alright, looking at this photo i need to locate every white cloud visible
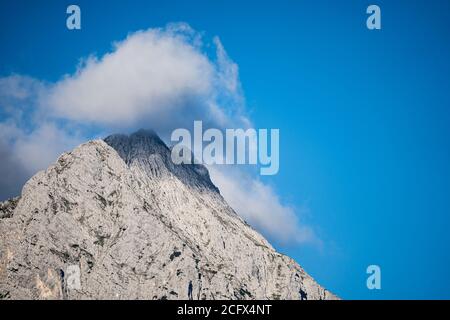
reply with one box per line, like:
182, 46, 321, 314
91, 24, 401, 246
13, 124, 82, 174
0, 119, 83, 173
0, 75, 83, 177
209, 166, 318, 245
0, 74, 44, 101
0, 138, 28, 200
0, 117, 83, 199
213, 36, 242, 105
0, 74, 47, 123
0, 23, 318, 246
43, 23, 245, 133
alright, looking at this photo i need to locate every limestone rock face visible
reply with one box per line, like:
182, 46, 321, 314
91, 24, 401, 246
0, 130, 337, 300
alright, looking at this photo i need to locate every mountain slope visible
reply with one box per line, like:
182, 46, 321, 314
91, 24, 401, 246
0, 130, 337, 300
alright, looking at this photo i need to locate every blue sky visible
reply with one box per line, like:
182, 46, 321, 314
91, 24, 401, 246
1, 0, 450, 299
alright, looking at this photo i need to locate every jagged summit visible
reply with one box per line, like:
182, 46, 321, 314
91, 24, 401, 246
105, 129, 166, 162
0, 132, 337, 300
104, 129, 218, 193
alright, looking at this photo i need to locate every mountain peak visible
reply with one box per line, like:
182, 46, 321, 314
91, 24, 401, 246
0, 134, 337, 300
104, 129, 219, 193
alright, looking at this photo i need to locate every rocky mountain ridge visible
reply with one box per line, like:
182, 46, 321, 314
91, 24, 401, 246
0, 130, 337, 300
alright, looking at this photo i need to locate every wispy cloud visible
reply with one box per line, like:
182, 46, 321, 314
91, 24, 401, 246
209, 166, 318, 245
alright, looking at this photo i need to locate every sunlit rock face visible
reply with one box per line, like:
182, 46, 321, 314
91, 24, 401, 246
0, 130, 337, 300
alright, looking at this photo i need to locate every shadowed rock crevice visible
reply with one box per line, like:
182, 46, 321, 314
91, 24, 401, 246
0, 197, 20, 219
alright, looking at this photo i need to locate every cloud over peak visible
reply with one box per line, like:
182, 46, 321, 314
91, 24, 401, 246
0, 23, 317, 246
44, 23, 246, 132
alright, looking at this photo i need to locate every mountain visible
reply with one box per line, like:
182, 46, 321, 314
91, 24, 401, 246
0, 129, 337, 300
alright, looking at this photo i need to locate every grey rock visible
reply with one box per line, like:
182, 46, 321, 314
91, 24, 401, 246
0, 197, 20, 219
0, 130, 337, 300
